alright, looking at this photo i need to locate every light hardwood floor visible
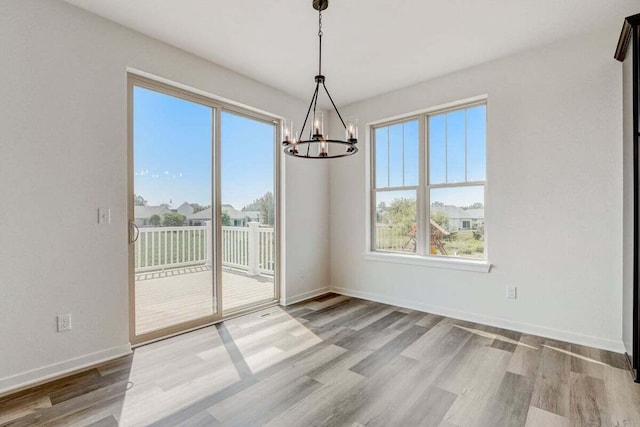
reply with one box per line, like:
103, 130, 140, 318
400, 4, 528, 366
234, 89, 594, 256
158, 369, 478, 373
1, 294, 639, 426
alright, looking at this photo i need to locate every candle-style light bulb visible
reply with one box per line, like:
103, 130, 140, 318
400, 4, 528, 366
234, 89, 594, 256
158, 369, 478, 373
346, 117, 358, 142
313, 111, 324, 139
320, 137, 327, 157
291, 130, 299, 154
282, 120, 291, 144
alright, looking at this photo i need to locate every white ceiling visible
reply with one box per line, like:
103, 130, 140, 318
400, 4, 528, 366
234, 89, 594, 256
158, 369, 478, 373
64, 0, 637, 106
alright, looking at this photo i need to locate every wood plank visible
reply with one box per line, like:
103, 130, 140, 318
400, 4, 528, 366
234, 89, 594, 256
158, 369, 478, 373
0, 395, 51, 425
603, 364, 640, 426
508, 334, 545, 378
531, 340, 572, 417
438, 345, 512, 427
476, 372, 534, 427
525, 406, 570, 427
569, 372, 611, 427
393, 385, 457, 427
350, 325, 427, 377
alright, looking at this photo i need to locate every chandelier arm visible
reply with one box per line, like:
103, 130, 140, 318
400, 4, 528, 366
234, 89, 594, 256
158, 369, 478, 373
322, 82, 347, 129
299, 83, 320, 139
311, 82, 321, 139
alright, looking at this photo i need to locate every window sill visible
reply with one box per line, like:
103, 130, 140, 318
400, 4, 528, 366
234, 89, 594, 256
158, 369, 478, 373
363, 251, 491, 273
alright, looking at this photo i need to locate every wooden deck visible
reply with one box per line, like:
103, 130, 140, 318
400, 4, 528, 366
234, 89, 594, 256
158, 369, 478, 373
135, 267, 275, 335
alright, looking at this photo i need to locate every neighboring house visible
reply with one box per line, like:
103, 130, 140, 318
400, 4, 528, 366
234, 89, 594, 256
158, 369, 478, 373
431, 206, 485, 231
187, 205, 261, 227
224, 204, 260, 226
375, 203, 483, 232
134, 205, 171, 227
187, 207, 212, 226
176, 202, 194, 217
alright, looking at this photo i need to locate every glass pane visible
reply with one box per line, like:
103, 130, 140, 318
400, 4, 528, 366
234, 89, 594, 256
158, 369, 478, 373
429, 114, 446, 184
404, 120, 419, 186
375, 127, 389, 188
467, 105, 486, 181
446, 110, 466, 183
221, 111, 276, 312
374, 190, 417, 253
429, 186, 485, 259
388, 124, 403, 187
133, 86, 214, 335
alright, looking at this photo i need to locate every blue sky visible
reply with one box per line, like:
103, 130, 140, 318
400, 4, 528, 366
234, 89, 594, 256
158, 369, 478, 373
133, 87, 274, 209
134, 86, 483, 210
375, 105, 486, 207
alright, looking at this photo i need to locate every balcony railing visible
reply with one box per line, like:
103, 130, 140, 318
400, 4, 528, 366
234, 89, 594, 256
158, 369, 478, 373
134, 222, 275, 276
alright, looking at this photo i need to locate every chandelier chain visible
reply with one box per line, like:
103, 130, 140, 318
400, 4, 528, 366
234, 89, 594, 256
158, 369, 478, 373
318, 7, 323, 76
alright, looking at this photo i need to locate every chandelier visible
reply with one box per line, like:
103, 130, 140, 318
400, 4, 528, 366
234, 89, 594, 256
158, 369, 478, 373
282, 0, 358, 159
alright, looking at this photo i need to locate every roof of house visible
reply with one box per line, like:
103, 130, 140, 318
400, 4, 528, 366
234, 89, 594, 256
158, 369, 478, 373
176, 202, 194, 213
431, 206, 484, 220
188, 207, 212, 220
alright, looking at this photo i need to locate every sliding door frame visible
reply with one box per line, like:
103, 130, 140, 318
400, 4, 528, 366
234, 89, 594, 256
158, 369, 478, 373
218, 106, 282, 316
127, 73, 281, 346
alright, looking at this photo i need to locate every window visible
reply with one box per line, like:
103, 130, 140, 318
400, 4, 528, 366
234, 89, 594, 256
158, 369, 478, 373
371, 101, 486, 260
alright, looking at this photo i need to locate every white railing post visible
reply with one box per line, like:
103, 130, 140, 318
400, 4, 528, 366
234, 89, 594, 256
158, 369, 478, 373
206, 220, 213, 268
247, 222, 260, 276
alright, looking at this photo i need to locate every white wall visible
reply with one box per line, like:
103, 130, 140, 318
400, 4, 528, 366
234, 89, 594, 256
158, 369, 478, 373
0, 0, 329, 393
622, 38, 635, 357
329, 26, 625, 351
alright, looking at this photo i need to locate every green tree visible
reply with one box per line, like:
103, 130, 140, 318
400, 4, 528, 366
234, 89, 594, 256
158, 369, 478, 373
430, 211, 450, 230
162, 212, 186, 227
134, 194, 147, 206
243, 192, 274, 225
221, 211, 232, 226
380, 197, 416, 234
149, 214, 161, 227
431, 201, 444, 207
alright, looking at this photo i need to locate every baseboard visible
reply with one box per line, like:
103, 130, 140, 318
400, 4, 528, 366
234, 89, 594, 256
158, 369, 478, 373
280, 287, 332, 306
330, 286, 626, 353
0, 344, 132, 397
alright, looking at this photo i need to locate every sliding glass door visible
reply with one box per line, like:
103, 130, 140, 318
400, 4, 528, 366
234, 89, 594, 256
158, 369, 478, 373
128, 75, 279, 344
129, 79, 219, 344
220, 111, 277, 312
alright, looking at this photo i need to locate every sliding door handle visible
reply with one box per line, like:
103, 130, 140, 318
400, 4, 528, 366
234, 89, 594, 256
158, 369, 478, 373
129, 222, 140, 244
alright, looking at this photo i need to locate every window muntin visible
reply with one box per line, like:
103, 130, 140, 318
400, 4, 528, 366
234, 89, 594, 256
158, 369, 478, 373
374, 120, 419, 189
372, 102, 486, 260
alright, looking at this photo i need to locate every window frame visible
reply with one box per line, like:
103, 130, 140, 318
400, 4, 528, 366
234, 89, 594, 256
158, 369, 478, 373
370, 115, 424, 254
367, 96, 489, 271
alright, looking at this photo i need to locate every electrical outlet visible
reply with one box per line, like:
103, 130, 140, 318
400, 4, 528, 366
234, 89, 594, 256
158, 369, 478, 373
57, 314, 72, 332
505, 286, 517, 300
98, 208, 111, 224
